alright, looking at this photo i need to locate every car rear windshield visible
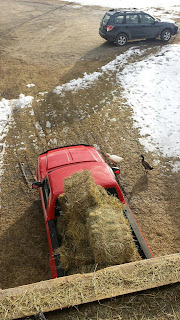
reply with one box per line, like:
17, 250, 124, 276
101, 13, 110, 26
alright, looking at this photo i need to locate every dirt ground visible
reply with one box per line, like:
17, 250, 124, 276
0, 0, 180, 319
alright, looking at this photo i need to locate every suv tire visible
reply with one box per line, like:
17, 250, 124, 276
115, 33, 128, 46
160, 29, 171, 42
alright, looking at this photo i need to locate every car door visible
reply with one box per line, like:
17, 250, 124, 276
124, 14, 142, 39
138, 13, 160, 38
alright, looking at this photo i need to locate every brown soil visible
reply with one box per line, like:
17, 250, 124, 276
0, 0, 180, 319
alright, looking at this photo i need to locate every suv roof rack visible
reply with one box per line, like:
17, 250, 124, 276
109, 8, 144, 14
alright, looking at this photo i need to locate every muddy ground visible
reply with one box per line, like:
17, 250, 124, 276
0, 0, 180, 319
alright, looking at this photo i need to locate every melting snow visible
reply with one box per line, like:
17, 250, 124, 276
0, 94, 33, 208
0, 94, 33, 177
118, 44, 180, 158
61, 0, 180, 11
54, 43, 180, 168
0, 94, 33, 137
54, 72, 102, 94
54, 48, 147, 94
26, 84, 35, 88
39, 91, 48, 96
46, 121, 51, 128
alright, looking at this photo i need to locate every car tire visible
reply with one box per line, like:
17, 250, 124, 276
115, 33, 128, 46
160, 29, 171, 42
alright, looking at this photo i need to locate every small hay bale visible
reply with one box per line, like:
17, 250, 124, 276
58, 241, 94, 273
88, 207, 140, 266
62, 170, 106, 217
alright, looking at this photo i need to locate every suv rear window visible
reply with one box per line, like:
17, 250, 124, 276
102, 14, 110, 26
114, 15, 124, 24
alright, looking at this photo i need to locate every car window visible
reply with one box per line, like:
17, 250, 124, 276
106, 187, 119, 198
125, 14, 139, 24
42, 177, 50, 208
102, 13, 110, 26
139, 14, 155, 24
55, 199, 63, 217
114, 15, 124, 24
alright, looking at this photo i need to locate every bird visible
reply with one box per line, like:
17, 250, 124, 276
141, 155, 154, 174
106, 153, 124, 165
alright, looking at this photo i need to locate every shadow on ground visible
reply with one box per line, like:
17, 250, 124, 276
128, 175, 148, 201
0, 200, 51, 289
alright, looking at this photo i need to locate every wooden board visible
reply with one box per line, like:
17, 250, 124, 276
0, 253, 180, 320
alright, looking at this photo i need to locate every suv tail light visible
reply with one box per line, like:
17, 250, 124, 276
107, 25, 114, 32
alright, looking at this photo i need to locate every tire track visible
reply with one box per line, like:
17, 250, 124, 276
0, 1, 72, 36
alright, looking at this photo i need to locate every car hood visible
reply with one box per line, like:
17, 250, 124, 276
158, 20, 177, 25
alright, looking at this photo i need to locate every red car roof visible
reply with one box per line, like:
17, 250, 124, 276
48, 161, 117, 199
46, 145, 103, 172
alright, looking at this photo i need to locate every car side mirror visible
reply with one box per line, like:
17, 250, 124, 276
32, 181, 42, 189
112, 167, 120, 174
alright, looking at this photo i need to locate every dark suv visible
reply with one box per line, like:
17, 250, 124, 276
99, 9, 178, 46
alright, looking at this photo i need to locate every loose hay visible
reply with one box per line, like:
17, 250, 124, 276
56, 170, 140, 273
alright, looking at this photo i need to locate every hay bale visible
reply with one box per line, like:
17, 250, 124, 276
58, 240, 94, 273
57, 241, 76, 272
56, 170, 140, 273
88, 207, 140, 266
61, 170, 107, 218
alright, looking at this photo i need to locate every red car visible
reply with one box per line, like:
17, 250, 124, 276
32, 145, 153, 278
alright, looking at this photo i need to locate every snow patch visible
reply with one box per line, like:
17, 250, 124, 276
54, 48, 147, 95
60, 0, 180, 11
118, 44, 180, 159
0, 94, 33, 138
13, 94, 33, 109
39, 92, 48, 96
54, 72, 102, 94
0, 94, 34, 207
46, 121, 51, 128
26, 84, 35, 88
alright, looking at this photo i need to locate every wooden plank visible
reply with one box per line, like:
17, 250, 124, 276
0, 253, 180, 320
